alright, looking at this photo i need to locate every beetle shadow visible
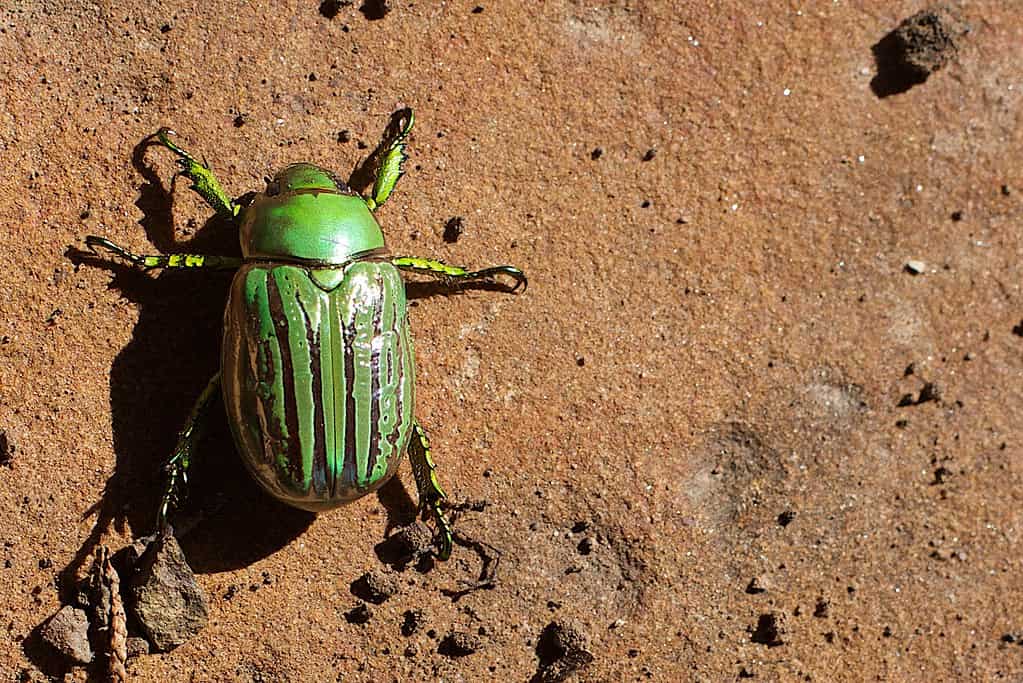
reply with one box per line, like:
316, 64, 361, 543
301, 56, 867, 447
63, 134, 314, 584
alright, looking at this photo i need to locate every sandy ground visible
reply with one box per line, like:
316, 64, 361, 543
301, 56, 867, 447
2, 1, 1023, 680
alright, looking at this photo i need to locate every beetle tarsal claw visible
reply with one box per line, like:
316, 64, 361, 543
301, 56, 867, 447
155, 127, 177, 144
471, 266, 528, 292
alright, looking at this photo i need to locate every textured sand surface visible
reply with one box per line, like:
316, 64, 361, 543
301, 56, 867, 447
2, 1, 1022, 680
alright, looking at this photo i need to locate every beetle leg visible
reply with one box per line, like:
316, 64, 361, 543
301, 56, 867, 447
154, 128, 240, 219
407, 419, 453, 561
365, 108, 414, 212
392, 256, 527, 292
158, 373, 221, 528
85, 236, 242, 271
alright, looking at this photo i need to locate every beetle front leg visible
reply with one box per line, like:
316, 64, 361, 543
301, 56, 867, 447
392, 256, 527, 292
155, 128, 240, 219
85, 236, 241, 271
407, 420, 453, 561
365, 108, 414, 212
159, 373, 221, 527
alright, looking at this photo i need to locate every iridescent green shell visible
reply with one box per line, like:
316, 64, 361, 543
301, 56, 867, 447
222, 260, 415, 510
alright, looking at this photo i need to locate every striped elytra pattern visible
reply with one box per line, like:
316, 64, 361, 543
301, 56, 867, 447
222, 259, 415, 510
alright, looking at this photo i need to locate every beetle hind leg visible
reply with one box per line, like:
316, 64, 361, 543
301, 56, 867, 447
407, 420, 453, 561
159, 373, 222, 528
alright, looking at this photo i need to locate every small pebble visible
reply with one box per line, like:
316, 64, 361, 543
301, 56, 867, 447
0, 430, 15, 467
128, 531, 209, 652
905, 260, 926, 274
889, 7, 969, 79
352, 570, 400, 604
391, 523, 434, 561
535, 619, 594, 682
750, 612, 786, 647
345, 602, 373, 624
918, 381, 943, 403
443, 216, 465, 243
440, 630, 483, 657
401, 609, 425, 636
40, 605, 92, 665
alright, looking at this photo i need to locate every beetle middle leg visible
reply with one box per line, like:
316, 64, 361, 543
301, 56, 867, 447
153, 127, 240, 219
84, 236, 241, 271
392, 256, 527, 292
407, 419, 453, 561
159, 373, 221, 527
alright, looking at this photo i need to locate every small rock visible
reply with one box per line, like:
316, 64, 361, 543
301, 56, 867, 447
319, 0, 351, 19
534, 619, 594, 683
576, 536, 595, 555
777, 510, 796, 527
745, 576, 769, 594
890, 7, 968, 79
1012, 320, 1023, 337
905, 260, 926, 275
345, 602, 373, 625
351, 570, 400, 604
391, 523, 434, 561
439, 630, 483, 657
918, 381, 943, 403
0, 429, 13, 467
871, 6, 970, 96
359, 0, 391, 20
931, 466, 952, 485
128, 531, 208, 652
443, 216, 465, 243
401, 609, 424, 636
40, 605, 92, 665
813, 598, 830, 618
750, 612, 786, 647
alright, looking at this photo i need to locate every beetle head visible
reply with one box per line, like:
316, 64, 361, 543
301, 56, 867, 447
263, 163, 352, 197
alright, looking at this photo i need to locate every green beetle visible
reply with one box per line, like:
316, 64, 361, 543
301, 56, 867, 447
85, 110, 525, 560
